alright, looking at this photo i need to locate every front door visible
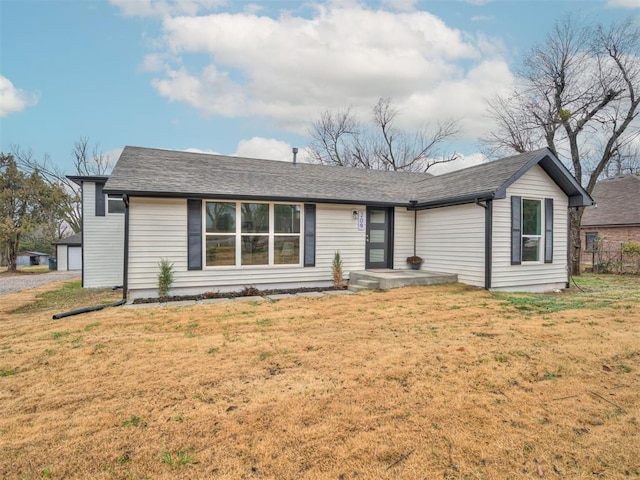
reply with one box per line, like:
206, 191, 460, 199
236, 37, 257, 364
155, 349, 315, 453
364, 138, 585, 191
366, 207, 393, 269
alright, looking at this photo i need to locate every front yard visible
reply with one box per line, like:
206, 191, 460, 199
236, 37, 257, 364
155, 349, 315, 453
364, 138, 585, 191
0, 276, 638, 479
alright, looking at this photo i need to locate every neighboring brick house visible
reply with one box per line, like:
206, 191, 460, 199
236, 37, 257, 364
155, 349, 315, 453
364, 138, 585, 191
581, 174, 640, 269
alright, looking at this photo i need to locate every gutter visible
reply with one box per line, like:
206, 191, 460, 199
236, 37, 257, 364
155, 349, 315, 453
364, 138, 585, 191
52, 196, 130, 320
409, 192, 495, 210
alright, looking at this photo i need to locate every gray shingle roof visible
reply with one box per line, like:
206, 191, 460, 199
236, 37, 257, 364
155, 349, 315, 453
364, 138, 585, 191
105, 146, 428, 205
414, 150, 542, 205
581, 175, 640, 226
103, 146, 592, 208
53, 233, 81, 245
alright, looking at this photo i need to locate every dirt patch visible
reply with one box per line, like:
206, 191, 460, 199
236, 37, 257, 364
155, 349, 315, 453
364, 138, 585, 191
0, 276, 639, 479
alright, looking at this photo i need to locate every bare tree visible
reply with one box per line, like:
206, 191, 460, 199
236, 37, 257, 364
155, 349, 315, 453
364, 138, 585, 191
308, 97, 459, 172
12, 137, 114, 234
483, 15, 640, 275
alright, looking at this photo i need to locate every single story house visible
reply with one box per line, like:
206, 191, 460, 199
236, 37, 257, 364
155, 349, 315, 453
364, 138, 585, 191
70, 146, 593, 300
581, 174, 640, 252
16, 251, 50, 267
53, 233, 82, 271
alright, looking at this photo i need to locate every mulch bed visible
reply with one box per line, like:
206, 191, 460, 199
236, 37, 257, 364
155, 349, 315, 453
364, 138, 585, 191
132, 285, 347, 304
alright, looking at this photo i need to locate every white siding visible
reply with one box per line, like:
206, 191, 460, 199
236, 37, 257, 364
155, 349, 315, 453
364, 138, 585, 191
56, 245, 68, 271
491, 165, 568, 291
83, 182, 124, 287
415, 203, 485, 287
393, 207, 415, 269
127, 199, 366, 299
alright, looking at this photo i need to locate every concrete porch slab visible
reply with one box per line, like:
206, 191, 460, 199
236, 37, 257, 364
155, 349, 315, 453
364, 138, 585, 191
349, 269, 457, 290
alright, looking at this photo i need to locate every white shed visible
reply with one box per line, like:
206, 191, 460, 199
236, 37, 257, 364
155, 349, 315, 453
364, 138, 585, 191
54, 234, 82, 271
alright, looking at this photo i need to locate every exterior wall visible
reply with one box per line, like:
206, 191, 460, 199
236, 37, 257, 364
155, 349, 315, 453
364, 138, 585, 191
580, 225, 640, 250
57, 245, 68, 271
127, 198, 366, 299
491, 165, 568, 291
580, 225, 640, 273
393, 207, 415, 270
415, 203, 485, 287
83, 181, 125, 287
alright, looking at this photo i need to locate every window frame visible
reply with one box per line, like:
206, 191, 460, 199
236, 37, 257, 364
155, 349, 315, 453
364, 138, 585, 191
585, 231, 599, 252
203, 201, 303, 268
521, 197, 543, 263
106, 194, 125, 215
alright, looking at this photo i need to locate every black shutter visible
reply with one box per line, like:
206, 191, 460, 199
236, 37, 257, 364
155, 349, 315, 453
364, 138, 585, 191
304, 204, 316, 267
95, 182, 105, 217
544, 198, 554, 263
511, 196, 521, 265
187, 199, 202, 270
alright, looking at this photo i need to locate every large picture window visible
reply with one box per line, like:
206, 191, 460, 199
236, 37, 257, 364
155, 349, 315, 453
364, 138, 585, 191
205, 202, 236, 266
241, 203, 269, 265
522, 199, 542, 262
274, 204, 300, 264
204, 201, 301, 267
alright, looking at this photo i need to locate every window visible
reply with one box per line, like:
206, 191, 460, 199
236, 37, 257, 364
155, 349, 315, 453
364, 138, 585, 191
107, 195, 125, 214
241, 203, 269, 265
274, 204, 300, 265
205, 202, 236, 266
585, 232, 599, 252
204, 202, 301, 267
521, 199, 542, 262
511, 196, 553, 265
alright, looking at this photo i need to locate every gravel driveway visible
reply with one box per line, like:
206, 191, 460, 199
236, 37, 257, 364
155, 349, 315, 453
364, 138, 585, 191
0, 271, 80, 296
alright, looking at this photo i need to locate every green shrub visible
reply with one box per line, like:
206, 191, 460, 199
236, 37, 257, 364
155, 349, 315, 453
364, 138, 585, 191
332, 251, 344, 289
157, 259, 174, 298
622, 241, 640, 258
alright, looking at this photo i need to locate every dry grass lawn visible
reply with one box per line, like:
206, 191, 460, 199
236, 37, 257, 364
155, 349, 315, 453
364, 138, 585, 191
1, 276, 639, 479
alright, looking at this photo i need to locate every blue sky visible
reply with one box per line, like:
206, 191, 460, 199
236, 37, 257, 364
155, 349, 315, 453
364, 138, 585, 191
1, 0, 638, 174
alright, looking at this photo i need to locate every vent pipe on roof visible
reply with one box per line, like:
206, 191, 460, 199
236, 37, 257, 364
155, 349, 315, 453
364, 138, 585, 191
292, 147, 298, 166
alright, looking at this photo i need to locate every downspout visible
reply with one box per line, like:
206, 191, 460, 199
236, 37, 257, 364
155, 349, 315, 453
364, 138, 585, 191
475, 199, 492, 290
566, 208, 572, 288
485, 200, 492, 290
52, 194, 129, 320
413, 210, 417, 256
410, 200, 418, 257
122, 194, 129, 301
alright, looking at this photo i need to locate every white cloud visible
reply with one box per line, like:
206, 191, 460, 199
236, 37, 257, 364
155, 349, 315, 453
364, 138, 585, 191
184, 147, 220, 154
0, 75, 39, 117
118, 2, 514, 139
109, 0, 225, 18
428, 152, 488, 175
381, 0, 417, 11
606, 0, 640, 8
233, 137, 298, 161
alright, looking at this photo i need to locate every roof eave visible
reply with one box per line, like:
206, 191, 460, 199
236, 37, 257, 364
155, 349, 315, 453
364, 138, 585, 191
67, 175, 110, 186
495, 148, 594, 207
102, 188, 408, 207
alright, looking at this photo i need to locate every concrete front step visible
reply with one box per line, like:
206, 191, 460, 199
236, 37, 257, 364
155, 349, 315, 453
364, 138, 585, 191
349, 269, 458, 291
347, 278, 381, 292
347, 284, 370, 293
